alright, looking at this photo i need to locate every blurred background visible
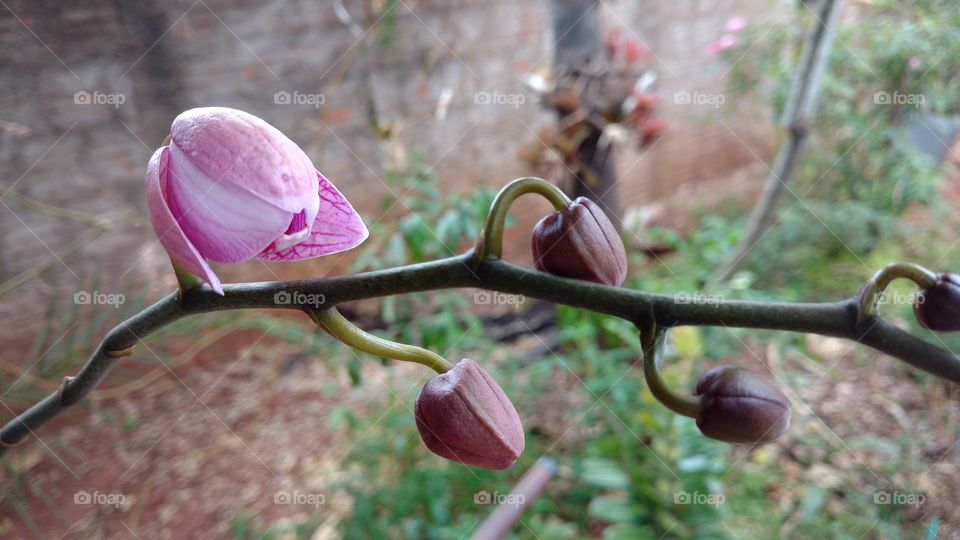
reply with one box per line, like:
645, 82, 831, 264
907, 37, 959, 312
1, 0, 959, 538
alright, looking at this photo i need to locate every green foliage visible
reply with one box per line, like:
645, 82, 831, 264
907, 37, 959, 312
328, 290, 732, 538
558, 311, 731, 539
352, 155, 496, 270
345, 157, 495, 366
229, 511, 321, 540
725, 2, 953, 216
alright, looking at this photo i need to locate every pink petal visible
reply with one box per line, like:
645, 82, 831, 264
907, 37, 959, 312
144, 147, 224, 294
725, 17, 747, 33
166, 142, 293, 264
258, 171, 368, 261
170, 107, 317, 213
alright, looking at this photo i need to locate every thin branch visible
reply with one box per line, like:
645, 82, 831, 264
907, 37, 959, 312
2, 251, 958, 453
713, 0, 843, 283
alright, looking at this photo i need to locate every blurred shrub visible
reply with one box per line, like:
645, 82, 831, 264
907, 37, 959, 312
726, 1, 956, 217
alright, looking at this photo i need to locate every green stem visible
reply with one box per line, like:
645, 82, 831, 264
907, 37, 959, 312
172, 259, 204, 297
307, 307, 452, 373
475, 177, 572, 262
639, 320, 702, 418
858, 262, 938, 320
4, 254, 960, 453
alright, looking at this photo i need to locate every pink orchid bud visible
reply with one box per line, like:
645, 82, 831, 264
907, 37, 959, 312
532, 197, 628, 286
145, 107, 368, 294
415, 359, 525, 470
694, 366, 791, 444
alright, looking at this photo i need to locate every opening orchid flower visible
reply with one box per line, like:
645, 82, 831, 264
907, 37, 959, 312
145, 107, 368, 294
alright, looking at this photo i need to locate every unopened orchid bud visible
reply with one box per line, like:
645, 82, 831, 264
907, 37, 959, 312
531, 197, 627, 286
914, 273, 960, 332
694, 366, 791, 444
414, 359, 524, 470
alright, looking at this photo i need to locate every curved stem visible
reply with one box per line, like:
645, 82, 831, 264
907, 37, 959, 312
858, 262, 938, 320
2, 255, 959, 453
475, 177, 571, 262
638, 320, 701, 418
307, 307, 452, 373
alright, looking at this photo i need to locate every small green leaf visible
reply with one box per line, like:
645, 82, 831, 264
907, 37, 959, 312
581, 458, 630, 490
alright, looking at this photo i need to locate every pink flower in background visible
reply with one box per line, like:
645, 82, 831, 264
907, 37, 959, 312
705, 33, 737, 55
145, 107, 368, 294
725, 17, 747, 33
706, 17, 746, 56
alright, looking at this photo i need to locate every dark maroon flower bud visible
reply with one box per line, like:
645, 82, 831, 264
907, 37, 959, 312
414, 359, 524, 470
694, 366, 791, 444
531, 197, 627, 286
914, 273, 960, 332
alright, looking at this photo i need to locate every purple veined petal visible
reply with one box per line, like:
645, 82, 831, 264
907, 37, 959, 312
258, 171, 369, 262
166, 142, 294, 264
144, 147, 224, 295
170, 107, 317, 213
270, 182, 321, 251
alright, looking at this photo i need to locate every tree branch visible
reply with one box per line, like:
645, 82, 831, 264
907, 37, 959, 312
3, 250, 958, 454
713, 0, 843, 283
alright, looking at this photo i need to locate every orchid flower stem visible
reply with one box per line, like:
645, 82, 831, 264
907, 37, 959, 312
858, 263, 938, 321
306, 307, 452, 374
639, 320, 702, 418
4, 255, 960, 453
171, 259, 204, 299
475, 177, 572, 262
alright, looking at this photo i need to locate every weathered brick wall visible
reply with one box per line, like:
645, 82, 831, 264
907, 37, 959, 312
0, 0, 778, 350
